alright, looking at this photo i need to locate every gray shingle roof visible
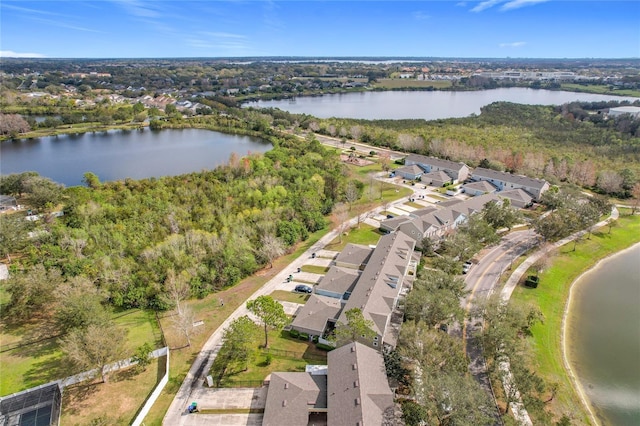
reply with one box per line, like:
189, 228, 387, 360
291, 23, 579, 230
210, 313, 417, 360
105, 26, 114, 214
327, 342, 394, 426
291, 294, 342, 335
405, 153, 468, 172
395, 164, 424, 176
498, 188, 534, 203
263, 372, 327, 426
316, 266, 360, 295
334, 244, 374, 269
462, 180, 498, 193
472, 167, 548, 190
339, 231, 416, 336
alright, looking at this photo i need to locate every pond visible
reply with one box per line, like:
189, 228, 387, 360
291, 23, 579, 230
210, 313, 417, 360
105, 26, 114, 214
1, 128, 272, 186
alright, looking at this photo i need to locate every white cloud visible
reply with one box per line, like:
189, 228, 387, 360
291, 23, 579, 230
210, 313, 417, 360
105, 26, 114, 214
456, 2, 468, 7
201, 32, 247, 39
187, 31, 250, 51
0, 50, 46, 58
29, 17, 104, 33
501, 0, 550, 11
499, 41, 527, 48
470, 0, 504, 13
413, 11, 430, 20
112, 0, 159, 18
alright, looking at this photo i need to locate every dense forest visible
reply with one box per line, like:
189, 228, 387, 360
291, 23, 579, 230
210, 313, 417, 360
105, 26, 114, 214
1, 133, 351, 313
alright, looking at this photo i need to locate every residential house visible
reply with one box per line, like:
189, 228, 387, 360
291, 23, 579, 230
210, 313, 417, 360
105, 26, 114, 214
334, 244, 373, 270
497, 188, 534, 209
394, 164, 423, 180
327, 342, 395, 426
461, 180, 498, 196
470, 167, 549, 201
262, 342, 393, 426
290, 232, 417, 349
379, 194, 501, 247
404, 153, 470, 184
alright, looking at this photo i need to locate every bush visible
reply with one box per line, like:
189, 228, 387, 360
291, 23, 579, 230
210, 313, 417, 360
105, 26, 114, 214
369, 150, 376, 156
316, 343, 335, 351
401, 400, 427, 426
299, 332, 310, 341
289, 329, 300, 338
264, 353, 273, 366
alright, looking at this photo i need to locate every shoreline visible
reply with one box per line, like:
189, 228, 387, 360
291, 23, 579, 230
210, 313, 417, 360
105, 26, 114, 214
561, 241, 640, 426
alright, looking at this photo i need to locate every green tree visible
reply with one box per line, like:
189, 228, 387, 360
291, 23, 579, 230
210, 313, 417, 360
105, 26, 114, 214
54, 277, 110, 332
3, 264, 62, 321
332, 308, 376, 346
481, 199, 522, 231
246, 296, 288, 348
82, 172, 101, 189
131, 342, 153, 372
62, 322, 127, 383
404, 270, 468, 327
0, 213, 31, 261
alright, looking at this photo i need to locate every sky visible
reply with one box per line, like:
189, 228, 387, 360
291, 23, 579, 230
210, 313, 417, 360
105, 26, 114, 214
1, 1, 639, 59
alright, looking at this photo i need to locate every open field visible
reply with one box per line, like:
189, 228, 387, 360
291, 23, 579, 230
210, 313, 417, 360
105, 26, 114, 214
373, 79, 452, 89
510, 214, 640, 425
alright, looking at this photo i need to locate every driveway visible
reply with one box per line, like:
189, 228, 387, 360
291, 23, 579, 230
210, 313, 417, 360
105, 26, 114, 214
182, 387, 267, 426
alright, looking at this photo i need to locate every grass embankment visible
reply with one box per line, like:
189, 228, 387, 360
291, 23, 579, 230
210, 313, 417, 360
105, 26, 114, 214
0, 309, 160, 396
560, 83, 640, 98
510, 213, 640, 425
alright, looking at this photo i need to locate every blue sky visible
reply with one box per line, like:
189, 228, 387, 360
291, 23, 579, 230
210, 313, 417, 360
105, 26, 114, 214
1, 1, 638, 58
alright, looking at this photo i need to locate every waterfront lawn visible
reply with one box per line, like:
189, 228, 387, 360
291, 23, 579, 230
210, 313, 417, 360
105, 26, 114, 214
510, 214, 640, 425
560, 83, 640, 98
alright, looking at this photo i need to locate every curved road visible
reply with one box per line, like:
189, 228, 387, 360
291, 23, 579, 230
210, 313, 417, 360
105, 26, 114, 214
458, 229, 539, 423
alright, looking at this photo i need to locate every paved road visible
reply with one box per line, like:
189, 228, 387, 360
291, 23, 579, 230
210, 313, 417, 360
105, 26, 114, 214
457, 229, 539, 423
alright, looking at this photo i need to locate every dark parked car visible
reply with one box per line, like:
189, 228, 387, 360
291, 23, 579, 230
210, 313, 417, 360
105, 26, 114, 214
294, 284, 313, 293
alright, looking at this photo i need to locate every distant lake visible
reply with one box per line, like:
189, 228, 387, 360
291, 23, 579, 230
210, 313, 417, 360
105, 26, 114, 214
567, 244, 640, 425
1, 129, 272, 187
244, 88, 638, 120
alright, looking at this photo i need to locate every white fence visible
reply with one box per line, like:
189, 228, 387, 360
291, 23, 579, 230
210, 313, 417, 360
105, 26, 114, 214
131, 347, 170, 426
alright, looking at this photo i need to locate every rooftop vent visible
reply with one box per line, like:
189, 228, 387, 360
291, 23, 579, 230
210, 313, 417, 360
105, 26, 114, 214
284, 383, 289, 389
283, 400, 287, 407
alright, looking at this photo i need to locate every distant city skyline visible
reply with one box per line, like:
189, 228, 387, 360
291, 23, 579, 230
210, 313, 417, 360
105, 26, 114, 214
1, 1, 638, 59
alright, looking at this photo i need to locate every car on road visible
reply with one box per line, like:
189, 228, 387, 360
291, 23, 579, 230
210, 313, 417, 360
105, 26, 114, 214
294, 284, 313, 293
462, 261, 473, 274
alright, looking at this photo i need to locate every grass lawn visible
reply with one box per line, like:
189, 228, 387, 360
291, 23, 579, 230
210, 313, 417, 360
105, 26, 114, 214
270, 290, 310, 304
217, 330, 328, 387
61, 358, 165, 426
373, 79, 452, 89
325, 223, 384, 251
509, 214, 640, 425
300, 265, 330, 275
0, 309, 160, 396
426, 194, 447, 201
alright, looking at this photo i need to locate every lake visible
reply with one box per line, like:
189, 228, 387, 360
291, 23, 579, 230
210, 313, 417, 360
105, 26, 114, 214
244, 88, 638, 120
567, 244, 640, 426
0, 129, 272, 187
